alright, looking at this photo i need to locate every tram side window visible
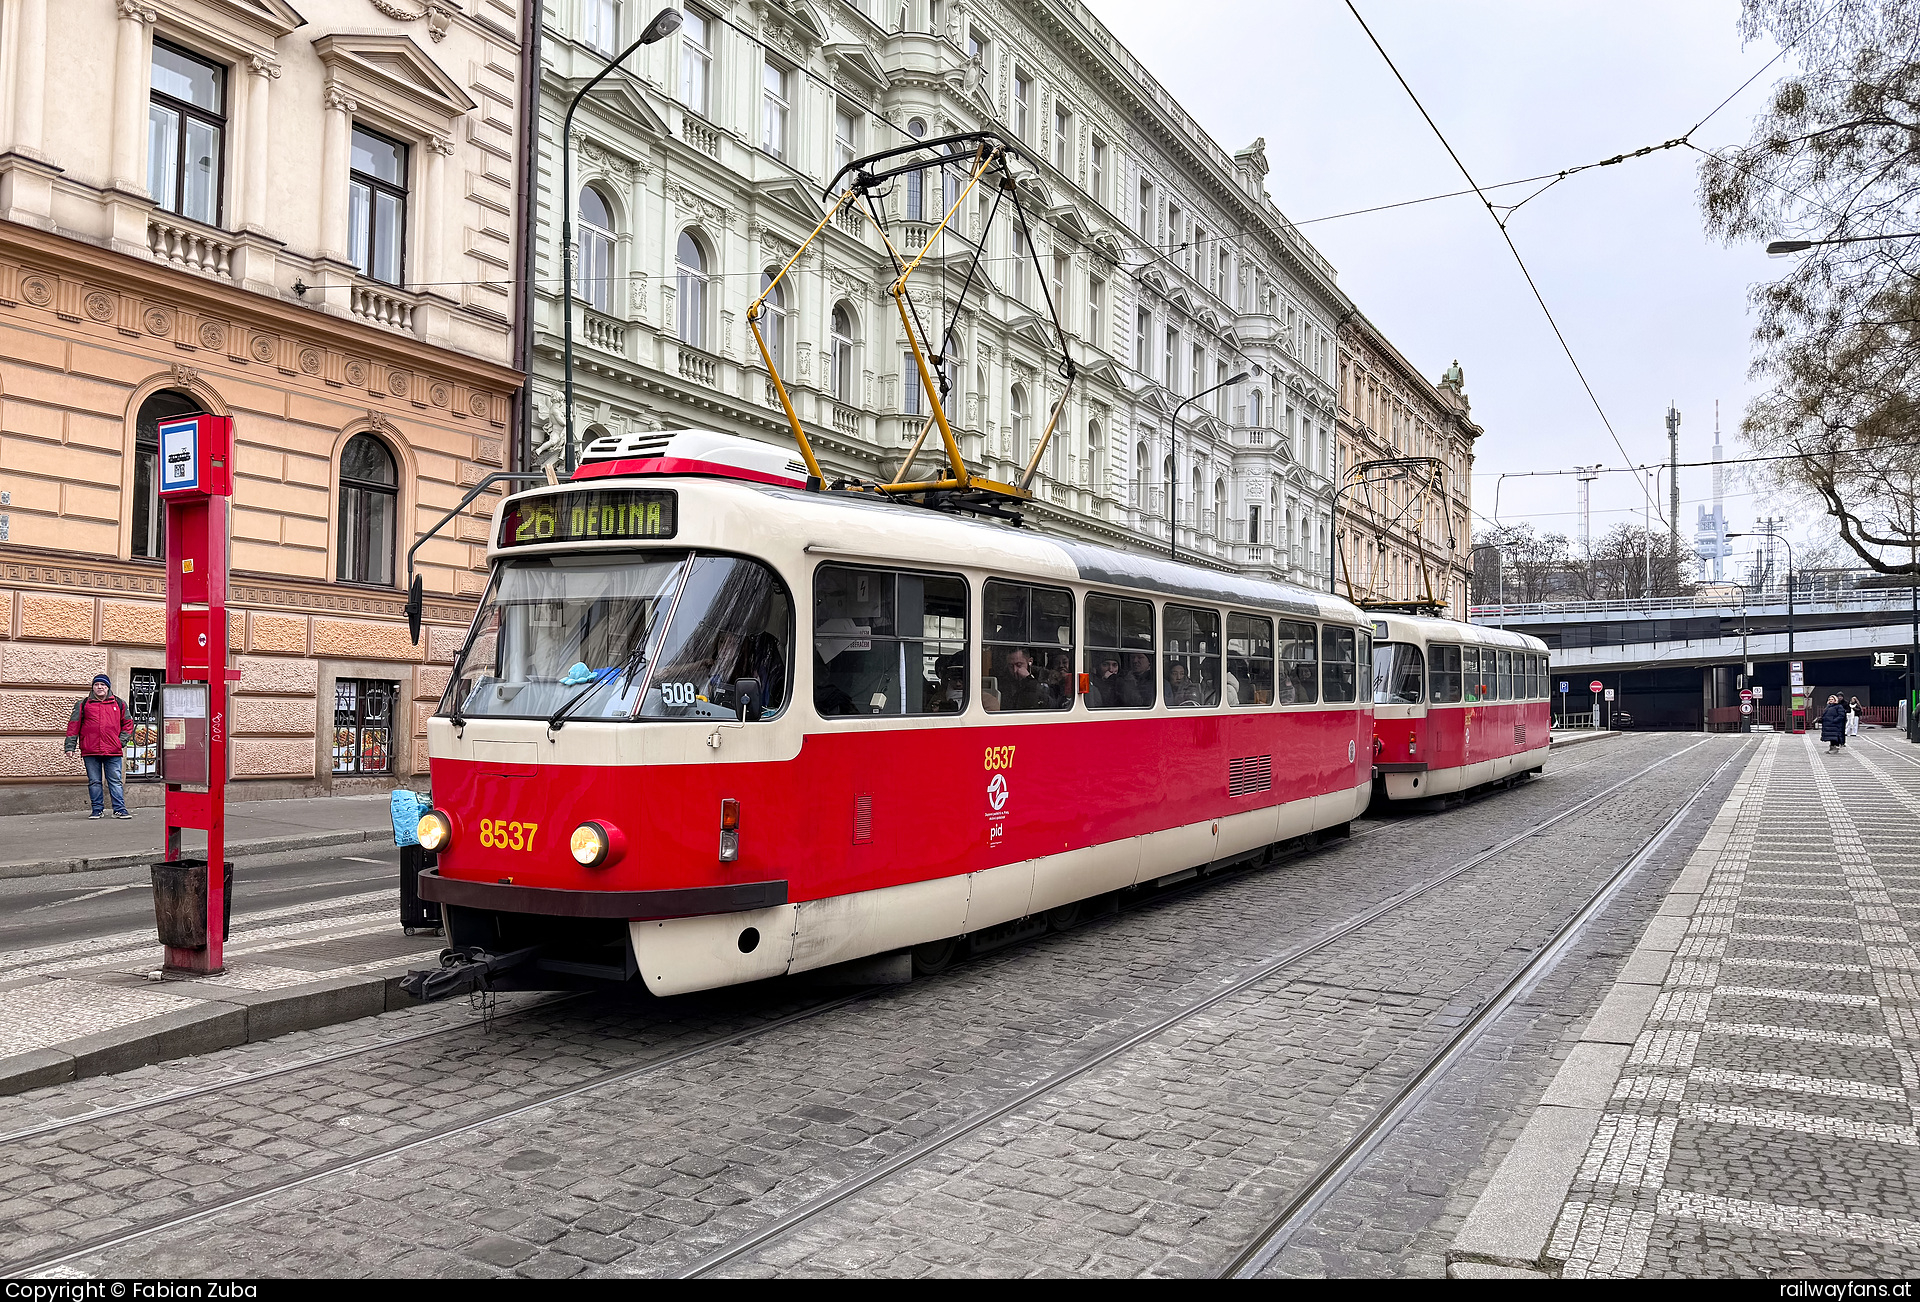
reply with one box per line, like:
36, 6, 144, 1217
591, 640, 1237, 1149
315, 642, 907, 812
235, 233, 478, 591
1372, 641, 1424, 705
1225, 614, 1274, 705
1163, 605, 1222, 707
983, 579, 1074, 712
814, 565, 968, 716
1525, 653, 1538, 699
1436, 645, 1459, 702
1085, 593, 1155, 709
1535, 654, 1547, 699
1277, 620, 1318, 704
1322, 625, 1358, 703
1492, 650, 1510, 700
640, 555, 795, 720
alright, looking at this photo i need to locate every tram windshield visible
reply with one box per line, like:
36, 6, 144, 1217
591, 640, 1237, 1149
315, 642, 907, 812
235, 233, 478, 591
1371, 642, 1425, 705
443, 551, 792, 722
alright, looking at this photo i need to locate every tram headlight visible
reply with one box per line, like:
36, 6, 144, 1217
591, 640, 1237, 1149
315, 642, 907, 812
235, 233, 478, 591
570, 820, 626, 868
416, 810, 453, 852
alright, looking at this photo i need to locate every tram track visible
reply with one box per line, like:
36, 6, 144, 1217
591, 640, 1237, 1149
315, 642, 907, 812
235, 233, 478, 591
673, 735, 1729, 1277
0, 733, 1676, 1279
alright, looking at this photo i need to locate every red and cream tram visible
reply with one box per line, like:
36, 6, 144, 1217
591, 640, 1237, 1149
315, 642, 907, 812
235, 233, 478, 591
409, 430, 1378, 998
1367, 612, 1552, 803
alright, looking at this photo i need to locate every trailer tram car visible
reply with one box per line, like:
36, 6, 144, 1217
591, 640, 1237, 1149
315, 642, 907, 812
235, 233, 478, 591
408, 430, 1377, 998
1368, 612, 1552, 804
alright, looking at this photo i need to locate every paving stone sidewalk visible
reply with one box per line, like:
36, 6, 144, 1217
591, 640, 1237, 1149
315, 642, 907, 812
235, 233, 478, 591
1457, 733, 1920, 1277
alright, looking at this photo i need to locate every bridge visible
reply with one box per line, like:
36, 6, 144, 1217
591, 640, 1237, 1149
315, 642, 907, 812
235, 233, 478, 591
1469, 581, 1919, 729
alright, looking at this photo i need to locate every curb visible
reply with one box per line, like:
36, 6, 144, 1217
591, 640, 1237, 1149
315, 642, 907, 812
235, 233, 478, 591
0, 969, 425, 1098
1549, 731, 1619, 750
1444, 743, 1757, 1277
0, 829, 391, 881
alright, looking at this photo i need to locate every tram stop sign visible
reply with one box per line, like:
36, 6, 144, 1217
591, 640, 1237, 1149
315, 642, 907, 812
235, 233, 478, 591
1589, 680, 1604, 694
1559, 680, 1569, 694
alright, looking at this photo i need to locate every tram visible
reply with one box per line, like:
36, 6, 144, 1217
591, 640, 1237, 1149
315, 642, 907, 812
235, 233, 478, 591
1367, 611, 1553, 803
407, 430, 1378, 998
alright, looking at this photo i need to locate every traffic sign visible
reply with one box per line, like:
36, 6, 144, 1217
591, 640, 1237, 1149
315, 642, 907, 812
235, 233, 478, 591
1559, 681, 1569, 694
1739, 688, 1753, 701
1752, 685, 1764, 699
1740, 701, 1753, 715
1589, 680, 1604, 694
1604, 688, 1615, 702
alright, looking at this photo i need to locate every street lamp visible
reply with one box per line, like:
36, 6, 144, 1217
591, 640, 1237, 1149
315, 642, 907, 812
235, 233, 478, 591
561, 5, 685, 474
1731, 529, 1796, 726
1166, 369, 1249, 562
1767, 231, 1920, 255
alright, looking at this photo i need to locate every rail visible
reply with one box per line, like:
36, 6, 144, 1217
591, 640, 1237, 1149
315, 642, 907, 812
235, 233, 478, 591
1472, 586, 1920, 619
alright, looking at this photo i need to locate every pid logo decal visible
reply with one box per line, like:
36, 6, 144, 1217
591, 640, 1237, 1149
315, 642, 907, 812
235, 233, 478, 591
984, 743, 1014, 844
987, 772, 1009, 810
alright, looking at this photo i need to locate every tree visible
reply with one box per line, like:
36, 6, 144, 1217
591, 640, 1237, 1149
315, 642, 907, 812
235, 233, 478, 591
1471, 524, 1579, 605
1698, 0, 1920, 575
1590, 524, 1691, 600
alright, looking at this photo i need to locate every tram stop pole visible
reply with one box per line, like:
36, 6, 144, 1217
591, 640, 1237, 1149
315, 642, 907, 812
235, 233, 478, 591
155, 414, 236, 975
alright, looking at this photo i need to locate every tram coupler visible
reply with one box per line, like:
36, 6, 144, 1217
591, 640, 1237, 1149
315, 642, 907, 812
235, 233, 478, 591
401, 944, 540, 1002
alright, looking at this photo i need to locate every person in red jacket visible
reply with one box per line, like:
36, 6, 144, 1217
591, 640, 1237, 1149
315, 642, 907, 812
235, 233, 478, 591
65, 673, 134, 819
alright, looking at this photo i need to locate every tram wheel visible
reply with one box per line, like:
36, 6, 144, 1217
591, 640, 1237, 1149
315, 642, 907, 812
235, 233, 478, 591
1044, 902, 1082, 932
912, 937, 959, 976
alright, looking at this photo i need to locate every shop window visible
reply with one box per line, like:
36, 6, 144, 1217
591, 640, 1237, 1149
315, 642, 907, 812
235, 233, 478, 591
333, 678, 397, 774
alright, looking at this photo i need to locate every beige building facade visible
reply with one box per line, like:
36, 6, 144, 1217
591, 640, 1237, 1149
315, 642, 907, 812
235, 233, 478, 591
0, 0, 528, 810
1335, 312, 1479, 619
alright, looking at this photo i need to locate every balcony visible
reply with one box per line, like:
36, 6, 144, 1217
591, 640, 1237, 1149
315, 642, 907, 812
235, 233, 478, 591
147, 211, 236, 281
681, 111, 721, 160
832, 205, 867, 241
582, 310, 625, 355
350, 281, 416, 332
831, 404, 860, 436
676, 344, 719, 388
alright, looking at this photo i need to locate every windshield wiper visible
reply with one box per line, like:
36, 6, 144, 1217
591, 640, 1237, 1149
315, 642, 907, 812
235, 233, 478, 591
547, 640, 651, 732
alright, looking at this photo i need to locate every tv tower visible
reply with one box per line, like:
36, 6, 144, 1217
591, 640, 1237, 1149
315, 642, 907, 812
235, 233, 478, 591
1693, 401, 1733, 581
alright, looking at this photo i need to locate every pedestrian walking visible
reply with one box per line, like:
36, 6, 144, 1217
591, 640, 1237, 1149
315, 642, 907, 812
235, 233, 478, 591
1847, 695, 1862, 738
65, 673, 134, 818
1819, 694, 1849, 754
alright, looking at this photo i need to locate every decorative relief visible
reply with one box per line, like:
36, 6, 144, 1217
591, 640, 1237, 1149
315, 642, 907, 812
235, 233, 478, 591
83, 291, 115, 323
366, 0, 455, 41
143, 306, 173, 336
430, 382, 451, 408
198, 320, 226, 350
297, 346, 323, 375
387, 370, 410, 398
323, 83, 358, 114
115, 0, 158, 22
468, 392, 489, 418
344, 358, 368, 387
248, 53, 282, 80
21, 276, 53, 307
250, 332, 277, 364
171, 364, 197, 389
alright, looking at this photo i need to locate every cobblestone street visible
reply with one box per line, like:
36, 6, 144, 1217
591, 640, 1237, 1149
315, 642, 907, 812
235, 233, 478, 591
0, 732, 1792, 1279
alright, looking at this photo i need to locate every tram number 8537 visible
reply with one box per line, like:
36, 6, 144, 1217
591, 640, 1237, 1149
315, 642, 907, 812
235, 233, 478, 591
478, 819, 540, 852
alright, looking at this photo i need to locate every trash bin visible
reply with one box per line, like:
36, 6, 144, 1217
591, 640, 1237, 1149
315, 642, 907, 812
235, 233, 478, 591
398, 843, 441, 933
151, 859, 234, 949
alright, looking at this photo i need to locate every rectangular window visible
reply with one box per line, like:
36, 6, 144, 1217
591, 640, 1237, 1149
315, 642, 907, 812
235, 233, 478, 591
1167, 202, 1182, 254
1226, 614, 1274, 706
907, 166, 925, 221
1051, 252, 1070, 317
983, 580, 1074, 712
1277, 620, 1318, 704
1164, 327, 1177, 388
1138, 179, 1152, 239
1013, 70, 1031, 142
1430, 644, 1462, 704
968, 26, 989, 68
1011, 231, 1029, 303
1053, 103, 1069, 171
332, 678, 397, 774
1215, 360, 1228, 417
834, 105, 859, 176
1189, 344, 1203, 399
148, 40, 225, 227
1084, 593, 1154, 710
762, 60, 790, 159
1496, 649, 1513, 701
902, 353, 923, 416
1163, 605, 1221, 708
814, 566, 969, 717
124, 668, 162, 780
1134, 307, 1150, 372
1322, 625, 1357, 703
347, 125, 407, 287
584, 0, 620, 54
1087, 277, 1104, 346
1089, 137, 1106, 205
681, 9, 712, 115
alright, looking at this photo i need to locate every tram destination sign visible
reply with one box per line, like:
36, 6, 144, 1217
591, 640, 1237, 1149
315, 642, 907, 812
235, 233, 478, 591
499, 488, 678, 548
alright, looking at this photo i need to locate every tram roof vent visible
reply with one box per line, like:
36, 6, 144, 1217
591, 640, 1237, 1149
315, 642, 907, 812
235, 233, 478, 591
575, 428, 812, 488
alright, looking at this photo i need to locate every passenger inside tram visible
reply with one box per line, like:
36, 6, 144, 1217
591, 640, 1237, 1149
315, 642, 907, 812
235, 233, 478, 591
1088, 654, 1123, 708
1122, 652, 1156, 707
990, 647, 1055, 711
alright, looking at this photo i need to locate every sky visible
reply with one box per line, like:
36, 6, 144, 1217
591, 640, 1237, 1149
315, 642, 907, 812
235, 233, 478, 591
1087, 0, 1804, 575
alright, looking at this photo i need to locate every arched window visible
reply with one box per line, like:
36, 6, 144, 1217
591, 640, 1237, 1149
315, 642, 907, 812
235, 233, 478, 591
906, 117, 928, 221
338, 433, 398, 587
1249, 389, 1262, 428
1009, 384, 1030, 458
1086, 419, 1103, 488
757, 270, 788, 369
829, 302, 857, 402
1134, 440, 1148, 502
1213, 477, 1227, 536
577, 186, 615, 312
676, 230, 708, 348
132, 389, 201, 559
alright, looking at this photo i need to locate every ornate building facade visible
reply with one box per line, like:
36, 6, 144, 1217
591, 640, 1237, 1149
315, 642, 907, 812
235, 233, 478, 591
1334, 310, 1479, 619
0, 0, 527, 807
529, 0, 1345, 584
